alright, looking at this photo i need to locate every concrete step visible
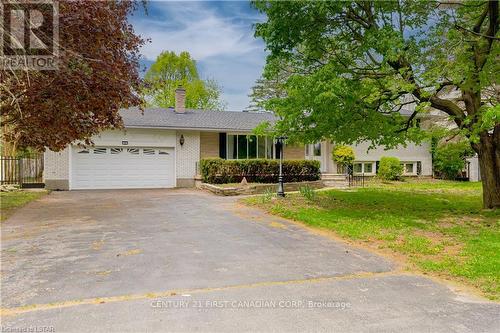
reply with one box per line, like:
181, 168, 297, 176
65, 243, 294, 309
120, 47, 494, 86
322, 180, 349, 188
321, 174, 347, 181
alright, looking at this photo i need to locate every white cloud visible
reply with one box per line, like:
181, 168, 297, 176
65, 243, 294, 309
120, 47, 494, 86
134, 2, 262, 61
131, 1, 267, 111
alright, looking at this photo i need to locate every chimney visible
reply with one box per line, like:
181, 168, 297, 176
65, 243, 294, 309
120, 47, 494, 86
175, 86, 186, 113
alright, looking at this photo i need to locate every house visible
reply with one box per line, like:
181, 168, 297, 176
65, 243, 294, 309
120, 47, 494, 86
44, 89, 434, 190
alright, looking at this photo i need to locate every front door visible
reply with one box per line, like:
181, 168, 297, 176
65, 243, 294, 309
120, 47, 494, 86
306, 142, 326, 172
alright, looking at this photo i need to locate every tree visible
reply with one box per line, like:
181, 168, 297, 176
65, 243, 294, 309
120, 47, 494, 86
434, 141, 475, 179
246, 58, 289, 112
332, 145, 355, 167
1, 0, 144, 152
144, 51, 225, 111
253, 1, 499, 208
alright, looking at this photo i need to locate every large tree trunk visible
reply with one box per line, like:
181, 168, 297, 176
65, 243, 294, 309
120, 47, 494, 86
476, 130, 500, 209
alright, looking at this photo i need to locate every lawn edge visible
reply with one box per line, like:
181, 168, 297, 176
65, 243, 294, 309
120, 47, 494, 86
239, 198, 498, 304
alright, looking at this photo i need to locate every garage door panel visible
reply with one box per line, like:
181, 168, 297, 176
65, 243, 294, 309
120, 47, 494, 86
71, 146, 175, 189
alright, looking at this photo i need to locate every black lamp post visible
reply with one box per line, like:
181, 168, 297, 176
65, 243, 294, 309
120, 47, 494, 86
276, 136, 287, 197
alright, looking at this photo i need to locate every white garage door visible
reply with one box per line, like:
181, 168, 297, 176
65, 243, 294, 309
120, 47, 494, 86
71, 146, 175, 189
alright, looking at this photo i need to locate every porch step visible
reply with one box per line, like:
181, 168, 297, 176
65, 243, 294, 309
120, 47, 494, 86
321, 173, 347, 181
322, 180, 349, 188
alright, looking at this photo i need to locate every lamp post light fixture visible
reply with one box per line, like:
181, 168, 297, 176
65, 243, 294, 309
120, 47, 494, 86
275, 136, 288, 197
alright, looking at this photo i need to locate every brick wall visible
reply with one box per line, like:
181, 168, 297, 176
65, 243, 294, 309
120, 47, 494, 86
200, 132, 219, 159
176, 130, 200, 186
284, 144, 305, 160
44, 147, 70, 190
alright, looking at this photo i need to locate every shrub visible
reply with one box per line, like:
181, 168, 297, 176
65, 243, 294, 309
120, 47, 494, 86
199, 158, 321, 184
434, 141, 474, 179
378, 157, 403, 181
332, 145, 355, 166
299, 185, 316, 201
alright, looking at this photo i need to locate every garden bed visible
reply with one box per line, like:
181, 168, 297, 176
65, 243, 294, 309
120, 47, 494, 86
200, 180, 324, 196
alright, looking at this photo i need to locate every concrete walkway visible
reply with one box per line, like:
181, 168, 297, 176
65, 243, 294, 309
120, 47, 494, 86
1, 189, 498, 332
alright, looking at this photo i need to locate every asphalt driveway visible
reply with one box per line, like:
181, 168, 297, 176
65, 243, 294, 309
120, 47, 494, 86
1, 189, 499, 332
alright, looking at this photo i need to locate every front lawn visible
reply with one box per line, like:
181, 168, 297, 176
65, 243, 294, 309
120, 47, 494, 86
0, 190, 47, 222
244, 180, 500, 300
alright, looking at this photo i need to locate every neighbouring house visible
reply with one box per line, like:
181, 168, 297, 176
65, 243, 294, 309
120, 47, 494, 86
44, 89, 435, 190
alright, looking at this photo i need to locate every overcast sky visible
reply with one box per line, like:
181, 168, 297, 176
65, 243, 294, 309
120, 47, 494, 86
130, 1, 267, 111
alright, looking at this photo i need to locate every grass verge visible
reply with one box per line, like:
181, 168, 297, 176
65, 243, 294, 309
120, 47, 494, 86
244, 180, 499, 300
0, 190, 48, 222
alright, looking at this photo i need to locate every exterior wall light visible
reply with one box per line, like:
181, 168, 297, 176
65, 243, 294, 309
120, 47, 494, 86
180, 134, 185, 146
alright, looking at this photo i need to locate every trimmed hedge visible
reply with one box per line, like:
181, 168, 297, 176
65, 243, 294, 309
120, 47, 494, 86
200, 158, 321, 184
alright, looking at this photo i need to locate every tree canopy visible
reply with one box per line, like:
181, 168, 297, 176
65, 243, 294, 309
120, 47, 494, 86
144, 51, 226, 111
1, 0, 144, 153
253, 0, 499, 208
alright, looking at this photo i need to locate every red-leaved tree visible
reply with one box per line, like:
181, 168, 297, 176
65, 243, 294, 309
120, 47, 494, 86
1, 0, 144, 152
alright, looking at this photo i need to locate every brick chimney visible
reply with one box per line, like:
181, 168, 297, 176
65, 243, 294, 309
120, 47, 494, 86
175, 86, 186, 113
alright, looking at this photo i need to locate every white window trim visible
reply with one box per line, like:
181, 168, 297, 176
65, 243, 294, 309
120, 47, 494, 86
402, 161, 417, 175
353, 161, 376, 175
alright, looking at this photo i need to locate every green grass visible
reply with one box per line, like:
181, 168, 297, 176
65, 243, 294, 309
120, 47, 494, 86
244, 180, 500, 300
0, 190, 47, 221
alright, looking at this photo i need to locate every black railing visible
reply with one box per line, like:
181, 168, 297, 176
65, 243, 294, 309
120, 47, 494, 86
345, 165, 365, 188
1, 154, 44, 188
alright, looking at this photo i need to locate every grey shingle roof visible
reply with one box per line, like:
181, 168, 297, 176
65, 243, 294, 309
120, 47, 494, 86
120, 107, 276, 132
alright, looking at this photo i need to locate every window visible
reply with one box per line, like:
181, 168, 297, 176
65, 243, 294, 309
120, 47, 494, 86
143, 148, 156, 155
77, 149, 89, 154
226, 135, 275, 160
93, 148, 107, 154
110, 148, 123, 154
266, 137, 274, 159
158, 150, 170, 155
127, 148, 139, 155
257, 136, 266, 158
237, 135, 247, 159
337, 164, 346, 174
403, 162, 415, 174
353, 162, 375, 174
228, 134, 237, 159
248, 135, 257, 159
313, 143, 321, 156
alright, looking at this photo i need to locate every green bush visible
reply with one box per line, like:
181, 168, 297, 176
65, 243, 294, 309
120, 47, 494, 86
378, 157, 404, 181
332, 145, 355, 166
434, 141, 474, 179
199, 158, 321, 184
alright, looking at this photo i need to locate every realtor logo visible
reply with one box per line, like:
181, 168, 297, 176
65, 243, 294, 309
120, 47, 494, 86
0, 0, 58, 70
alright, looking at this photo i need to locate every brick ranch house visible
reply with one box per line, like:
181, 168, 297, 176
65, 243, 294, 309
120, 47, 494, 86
44, 89, 437, 190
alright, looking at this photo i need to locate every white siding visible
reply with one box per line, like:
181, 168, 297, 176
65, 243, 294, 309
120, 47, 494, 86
351, 141, 433, 176
467, 156, 481, 182
89, 128, 176, 147
175, 131, 200, 179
